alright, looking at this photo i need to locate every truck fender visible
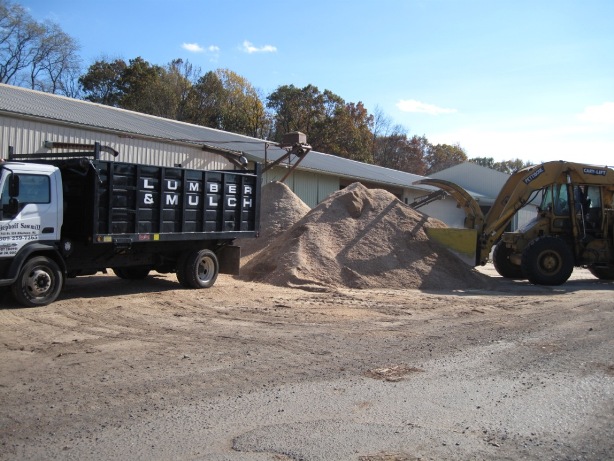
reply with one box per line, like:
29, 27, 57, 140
3, 243, 66, 285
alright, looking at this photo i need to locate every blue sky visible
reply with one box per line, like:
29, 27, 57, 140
21, 0, 614, 165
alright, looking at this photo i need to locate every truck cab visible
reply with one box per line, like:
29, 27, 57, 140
0, 162, 63, 254
0, 162, 65, 306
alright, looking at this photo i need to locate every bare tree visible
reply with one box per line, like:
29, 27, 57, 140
0, 0, 81, 94
29, 21, 80, 95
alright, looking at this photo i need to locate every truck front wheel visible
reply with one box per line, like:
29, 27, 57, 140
12, 256, 63, 307
521, 237, 574, 286
177, 249, 219, 289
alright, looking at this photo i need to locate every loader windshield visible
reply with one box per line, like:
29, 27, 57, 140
539, 184, 572, 216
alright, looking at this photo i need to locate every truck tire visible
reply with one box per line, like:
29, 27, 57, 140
493, 241, 524, 279
521, 237, 574, 286
587, 266, 614, 280
11, 256, 63, 307
177, 249, 218, 289
113, 266, 151, 280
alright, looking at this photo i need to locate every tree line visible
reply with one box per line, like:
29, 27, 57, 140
0, 0, 530, 175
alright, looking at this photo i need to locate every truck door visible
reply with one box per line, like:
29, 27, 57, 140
0, 171, 61, 258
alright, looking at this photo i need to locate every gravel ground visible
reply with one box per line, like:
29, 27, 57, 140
1, 264, 613, 460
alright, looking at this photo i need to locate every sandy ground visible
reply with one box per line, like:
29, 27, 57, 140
0, 264, 613, 461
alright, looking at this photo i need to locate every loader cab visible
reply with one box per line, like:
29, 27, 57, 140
541, 183, 603, 235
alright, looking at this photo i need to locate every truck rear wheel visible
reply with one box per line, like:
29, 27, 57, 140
113, 266, 151, 280
12, 256, 63, 307
177, 249, 219, 289
521, 237, 574, 286
493, 241, 524, 279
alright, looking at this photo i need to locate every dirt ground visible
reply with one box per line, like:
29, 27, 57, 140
1, 264, 613, 461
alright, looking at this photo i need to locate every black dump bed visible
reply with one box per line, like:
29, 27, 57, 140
57, 158, 261, 244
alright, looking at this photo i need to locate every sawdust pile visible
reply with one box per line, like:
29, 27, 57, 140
239, 181, 311, 259
240, 182, 490, 290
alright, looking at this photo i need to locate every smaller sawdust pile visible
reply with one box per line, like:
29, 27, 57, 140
240, 182, 490, 290
238, 181, 311, 259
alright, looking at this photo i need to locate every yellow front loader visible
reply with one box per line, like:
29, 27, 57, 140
415, 161, 614, 285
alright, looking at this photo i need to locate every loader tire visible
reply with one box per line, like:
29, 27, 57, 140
493, 241, 524, 279
177, 249, 218, 289
587, 265, 614, 280
11, 256, 63, 307
521, 237, 574, 286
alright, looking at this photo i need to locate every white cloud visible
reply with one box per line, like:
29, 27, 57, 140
182, 43, 204, 53
241, 40, 277, 54
207, 45, 220, 53
428, 125, 614, 166
577, 102, 614, 125
396, 99, 457, 115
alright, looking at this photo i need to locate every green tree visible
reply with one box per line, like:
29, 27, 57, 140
470, 157, 532, 174
425, 143, 468, 175
267, 84, 375, 162
79, 58, 127, 106
118, 57, 170, 116
184, 70, 225, 128
493, 158, 532, 174
266, 84, 336, 144
470, 157, 495, 169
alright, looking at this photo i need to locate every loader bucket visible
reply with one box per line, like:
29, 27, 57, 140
425, 227, 478, 267
414, 178, 485, 230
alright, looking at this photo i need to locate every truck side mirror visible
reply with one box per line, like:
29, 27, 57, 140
6, 197, 19, 216
8, 174, 19, 197
1, 174, 20, 218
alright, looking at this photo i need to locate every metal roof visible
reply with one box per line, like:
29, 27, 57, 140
0, 83, 428, 191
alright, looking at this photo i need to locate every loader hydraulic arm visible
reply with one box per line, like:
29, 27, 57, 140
414, 161, 614, 266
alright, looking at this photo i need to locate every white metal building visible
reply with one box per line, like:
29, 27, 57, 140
430, 162, 540, 229
0, 83, 514, 229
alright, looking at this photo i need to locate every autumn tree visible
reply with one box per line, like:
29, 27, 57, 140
425, 143, 468, 175
371, 107, 428, 174
215, 69, 268, 137
0, 0, 80, 95
184, 69, 268, 137
319, 101, 374, 163
163, 58, 200, 122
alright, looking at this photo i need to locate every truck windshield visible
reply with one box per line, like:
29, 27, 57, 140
0, 174, 50, 206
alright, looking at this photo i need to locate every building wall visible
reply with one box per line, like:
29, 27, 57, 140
0, 115, 232, 170
262, 166, 339, 208
431, 162, 509, 198
1, 112, 485, 225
